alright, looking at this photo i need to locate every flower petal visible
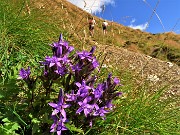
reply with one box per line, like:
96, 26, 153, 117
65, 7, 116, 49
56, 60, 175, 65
48, 103, 57, 108
61, 109, 66, 118
76, 82, 81, 87
57, 130, 62, 135
52, 109, 59, 115
76, 107, 83, 114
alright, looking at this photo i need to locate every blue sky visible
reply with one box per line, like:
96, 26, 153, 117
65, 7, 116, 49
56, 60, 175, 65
68, 0, 180, 34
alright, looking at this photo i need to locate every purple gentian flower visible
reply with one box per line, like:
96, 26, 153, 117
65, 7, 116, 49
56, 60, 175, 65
51, 34, 74, 57
111, 92, 123, 99
93, 84, 104, 99
76, 97, 93, 117
89, 46, 96, 54
55, 46, 63, 58
93, 106, 109, 119
59, 33, 63, 42
77, 51, 92, 61
113, 77, 120, 85
56, 120, 68, 135
45, 56, 61, 67
76, 80, 91, 97
18, 67, 31, 80
91, 58, 99, 68
59, 55, 70, 64
48, 89, 70, 118
89, 120, 93, 127
67, 46, 74, 53
50, 115, 68, 135
66, 90, 77, 102
50, 115, 58, 132
55, 66, 67, 76
105, 100, 113, 110
107, 73, 112, 86
71, 63, 82, 72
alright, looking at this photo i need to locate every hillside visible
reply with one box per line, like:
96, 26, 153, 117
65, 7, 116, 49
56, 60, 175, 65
29, 0, 180, 95
30, 0, 180, 66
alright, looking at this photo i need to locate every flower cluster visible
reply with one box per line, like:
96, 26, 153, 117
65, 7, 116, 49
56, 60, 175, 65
40, 34, 73, 80
18, 34, 122, 135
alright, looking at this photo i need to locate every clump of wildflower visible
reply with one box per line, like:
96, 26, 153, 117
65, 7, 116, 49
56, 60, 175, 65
49, 35, 122, 135
19, 34, 122, 135
47, 34, 122, 134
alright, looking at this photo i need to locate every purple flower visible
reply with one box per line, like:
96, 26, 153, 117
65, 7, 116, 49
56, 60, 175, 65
50, 34, 74, 57
90, 46, 96, 54
77, 51, 92, 61
59, 55, 70, 64
113, 77, 120, 85
48, 89, 70, 118
76, 80, 91, 97
66, 90, 77, 102
45, 56, 61, 67
105, 100, 113, 110
91, 58, 99, 68
50, 115, 68, 135
107, 73, 112, 86
89, 120, 93, 127
67, 46, 74, 53
93, 106, 109, 119
111, 92, 123, 99
56, 120, 68, 135
71, 63, 82, 72
55, 66, 67, 76
76, 97, 93, 117
93, 84, 104, 99
18, 67, 31, 80
59, 33, 63, 42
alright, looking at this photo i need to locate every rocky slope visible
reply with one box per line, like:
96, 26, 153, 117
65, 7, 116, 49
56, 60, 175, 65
91, 41, 180, 97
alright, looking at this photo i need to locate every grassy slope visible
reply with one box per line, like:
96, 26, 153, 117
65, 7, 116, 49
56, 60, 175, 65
30, 0, 180, 65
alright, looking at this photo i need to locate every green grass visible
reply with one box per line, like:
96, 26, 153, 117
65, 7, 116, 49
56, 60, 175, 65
0, 0, 179, 135
87, 68, 179, 135
0, 0, 70, 81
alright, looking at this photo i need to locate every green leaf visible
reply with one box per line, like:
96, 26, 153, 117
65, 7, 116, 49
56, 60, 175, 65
1, 118, 20, 134
2, 118, 10, 123
65, 123, 84, 134
0, 93, 4, 98
11, 123, 20, 131
32, 118, 40, 124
